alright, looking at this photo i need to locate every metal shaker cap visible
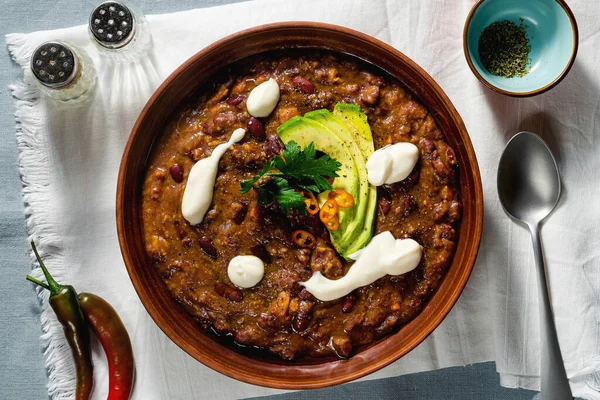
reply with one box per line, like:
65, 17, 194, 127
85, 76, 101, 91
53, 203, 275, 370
89, 1, 135, 49
31, 41, 78, 88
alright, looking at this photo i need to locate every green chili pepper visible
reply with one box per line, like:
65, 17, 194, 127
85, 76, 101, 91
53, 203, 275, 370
26, 241, 94, 400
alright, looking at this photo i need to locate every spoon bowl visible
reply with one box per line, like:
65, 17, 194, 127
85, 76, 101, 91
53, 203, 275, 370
497, 131, 561, 225
497, 131, 572, 399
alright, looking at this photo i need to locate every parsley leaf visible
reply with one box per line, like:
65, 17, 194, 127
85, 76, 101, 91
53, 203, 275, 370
240, 141, 341, 214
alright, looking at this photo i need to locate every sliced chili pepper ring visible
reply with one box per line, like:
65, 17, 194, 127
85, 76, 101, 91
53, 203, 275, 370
291, 230, 316, 248
300, 190, 319, 215
329, 189, 355, 208
319, 199, 338, 223
325, 214, 340, 231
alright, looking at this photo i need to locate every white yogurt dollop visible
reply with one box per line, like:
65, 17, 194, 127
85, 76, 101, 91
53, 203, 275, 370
228, 255, 265, 288
181, 128, 245, 225
246, 78, 280, 117
300, 231, 422, 301
366, 142, 419, 186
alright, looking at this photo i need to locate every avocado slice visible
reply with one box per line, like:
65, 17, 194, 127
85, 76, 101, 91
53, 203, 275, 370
333, 103, 377, 256
277, 116, 359, 253
304, 109, 369, 250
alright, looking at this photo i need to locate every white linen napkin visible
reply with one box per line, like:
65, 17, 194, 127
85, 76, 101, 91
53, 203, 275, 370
8, 0, 600, 399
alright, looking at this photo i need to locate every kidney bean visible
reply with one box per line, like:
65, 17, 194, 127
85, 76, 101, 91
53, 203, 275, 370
292, 76, 315, 94
419, 138, 435, 154
226, 94, 246, 106
178, 229, 187, 239
181, 238, 192, 246
404, 170, 420, 185
341, 292, 357, 313
361, 85, 380, 105
204, 209, 219, 223
432, 201, 448, 222
214, 283, 227, 296
293, 312, 311, 332
448, 201, 462, 222
445, 146, 457, 165
298, 288, 315, 301
226, 289, 244, 302
331, 335, 353, 358
247, 117, 266, 141
232, 202, 248, 225
265, 134, 284, 157
410, 298, 422, 309
403, 194, 417, 216
169, 164, 184, 183
378, 196, 391, 215
250, 244, 272, 264
215, 283, 244, 302
433, 158, 452, 178
341, 298, 355, 313
199, 237, 218, 258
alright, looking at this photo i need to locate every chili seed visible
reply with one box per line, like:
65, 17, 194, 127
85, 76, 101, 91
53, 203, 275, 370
292, 76, 315, 94
169, 164, 184, 183
247, 117, 266, 141
199, 237, 218, 258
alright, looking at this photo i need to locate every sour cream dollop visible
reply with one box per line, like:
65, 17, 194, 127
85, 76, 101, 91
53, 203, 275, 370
246, 78, 280, 117
228, 255, 265, 288
181, 128, 245, 225
366, 142, 419, 186
300, 231, 422, 301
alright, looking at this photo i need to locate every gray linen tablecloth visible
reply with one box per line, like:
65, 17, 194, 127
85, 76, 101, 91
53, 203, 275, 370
0, 0, 536, 399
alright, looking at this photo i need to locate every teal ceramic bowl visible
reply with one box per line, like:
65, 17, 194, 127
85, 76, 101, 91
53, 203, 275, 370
464, 0, 578, 97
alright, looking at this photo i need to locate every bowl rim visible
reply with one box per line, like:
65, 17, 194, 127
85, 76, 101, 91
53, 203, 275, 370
462, 0, 579, 97
117, 21, 484, 389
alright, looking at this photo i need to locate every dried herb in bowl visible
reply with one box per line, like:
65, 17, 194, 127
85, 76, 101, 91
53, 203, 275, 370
478, 19, 532, 78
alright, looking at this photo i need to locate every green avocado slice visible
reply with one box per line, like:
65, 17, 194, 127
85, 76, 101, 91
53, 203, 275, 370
304, 109, 369, 254
333, 103, 377, 256
277, 116, 359, 254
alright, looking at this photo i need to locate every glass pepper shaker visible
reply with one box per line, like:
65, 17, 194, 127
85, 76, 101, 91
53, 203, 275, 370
89, 0, 151, 61
30, 41, 97, 103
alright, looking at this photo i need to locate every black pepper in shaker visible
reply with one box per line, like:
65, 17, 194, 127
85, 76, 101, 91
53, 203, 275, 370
30, 41, 97, 103
89, 1, 151, 61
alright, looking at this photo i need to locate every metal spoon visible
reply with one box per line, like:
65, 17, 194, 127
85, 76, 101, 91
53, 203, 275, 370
497, 131, 572, 400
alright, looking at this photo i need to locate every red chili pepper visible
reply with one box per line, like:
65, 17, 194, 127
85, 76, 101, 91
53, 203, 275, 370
79, 293, 135, 400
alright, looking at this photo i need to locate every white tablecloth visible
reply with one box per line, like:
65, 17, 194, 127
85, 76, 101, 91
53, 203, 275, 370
8, 0, 600, 399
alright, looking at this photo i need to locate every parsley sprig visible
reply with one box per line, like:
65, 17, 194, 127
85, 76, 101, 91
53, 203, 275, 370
240, 141, 341, 214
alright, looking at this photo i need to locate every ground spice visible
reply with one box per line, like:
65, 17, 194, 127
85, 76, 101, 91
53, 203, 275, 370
478, 19, 531, 78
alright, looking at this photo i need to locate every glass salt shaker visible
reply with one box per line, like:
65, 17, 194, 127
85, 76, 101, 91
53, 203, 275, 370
30, 41, 97, 103
89, 0, 151, 61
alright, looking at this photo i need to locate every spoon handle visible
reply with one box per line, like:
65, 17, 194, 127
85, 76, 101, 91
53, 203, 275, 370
530, 225, 573, 399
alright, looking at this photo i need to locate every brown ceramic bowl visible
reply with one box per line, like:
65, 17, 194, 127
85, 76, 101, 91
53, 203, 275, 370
117, 22, 483, 389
